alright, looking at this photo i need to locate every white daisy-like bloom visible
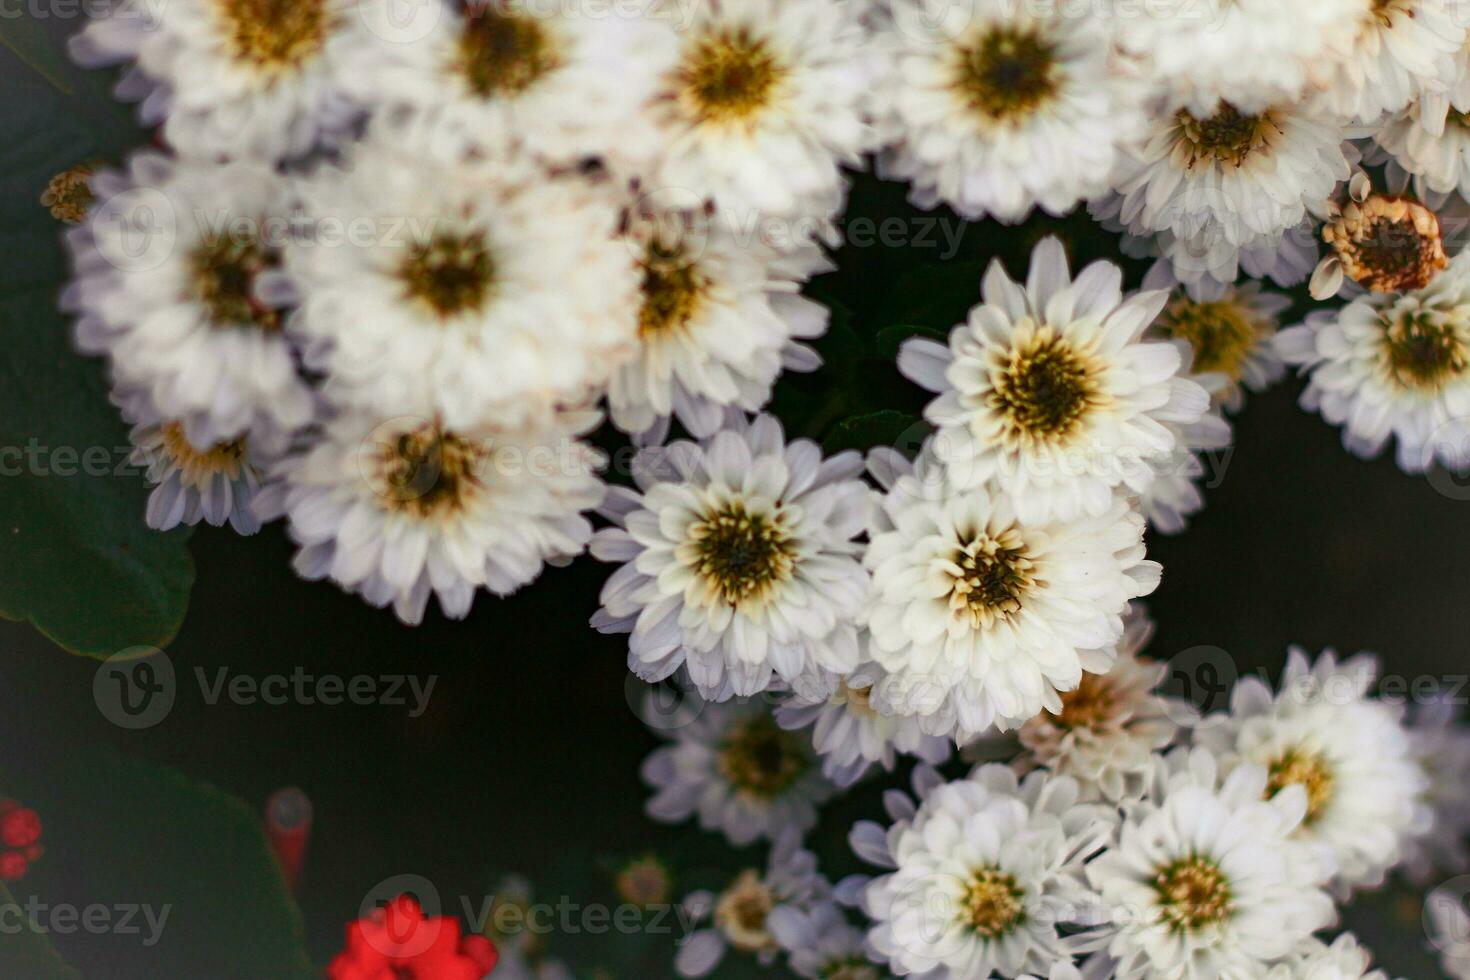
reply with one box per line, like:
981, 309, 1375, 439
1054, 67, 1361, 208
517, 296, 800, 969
285, 122, 636, 432
608, 206, 831, 442
66, 153, 314, 455
872, 0, 1147, 223
1085, 747, 1338, 980
590, 413, 871, 701
1427, 885, 1470, 980
1142, 262, 1290, 413
1311, 0, 1467, 125
864, 446, 1160, 738
1193, 648, 1429, 895
1103, 0, 1361, 116
1276, 249, 1470, 473
898, 237, 1209, 523
1264, 933, 1400, 980
674, 827, 831, 978
641, 0, 872, 231
1399, 693, 1470, 884
775, 646, 953, 788
122, 393, 266, 536
641, 697, 837, 846
342, 0, 674, 168
69, 0, 368, 160
253, 408, 605, 625
775, 901, 887, 979
855, 764, 1115, 978
1016, 606, 1185, 802
1096, 103, 1349, 288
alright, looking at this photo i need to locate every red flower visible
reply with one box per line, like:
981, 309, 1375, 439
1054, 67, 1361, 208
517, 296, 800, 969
327, 895, 498, 980
0, 851, 27, 882
0, 804, 42, 849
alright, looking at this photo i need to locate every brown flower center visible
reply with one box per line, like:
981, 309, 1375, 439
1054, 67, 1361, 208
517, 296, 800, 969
1175, 105, 1278, 168
989, 330, 1102, 444
714, 870, 776, 952
1053, 672, 1120, 732
716, 715, 808, 797
614, 856, 672, 907
457, 6, 560, 97
948, 528, 1037, 629
191, 230, 282, 332
952, 27, 1058, 122
689, 502, 796, 606
216, 0, 328, 70
962, 868, 1026, 939
680, 28, 784, 124
639, 240, 706, 338
369, 424, 487, 519
41, 164, 95, 224
1154, 856, 1233, 931
399, 231, 496, 318
1382, 312, 1468, 391
1324, 196, 1447, 293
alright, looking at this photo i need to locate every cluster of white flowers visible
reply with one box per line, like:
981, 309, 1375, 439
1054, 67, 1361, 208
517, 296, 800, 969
648, 643, 1466, 979
52, 0, 1470, 974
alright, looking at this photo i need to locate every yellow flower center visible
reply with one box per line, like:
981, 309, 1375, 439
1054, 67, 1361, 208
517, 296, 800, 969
191, 230, 281, 332
1175, 105, 1279, 168
947, 527, 1038, 629
216, 0, 328, 71
1158, 298, 1262, 379
962, 867, 1026, 939
1381, 312, 1469, 392
161, 423, 247, 482
688, 501, 796, 607
1154, 856, 1233, 931
714, 870, 776, 952
1266, 747, 1336, 824
369, 424, 487, 519
638, 240, 707, 338
988, 328, 1103, 445
679, 28, 784, 124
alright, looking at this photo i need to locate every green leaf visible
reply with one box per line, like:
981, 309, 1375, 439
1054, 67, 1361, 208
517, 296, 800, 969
0, 748, 313, 979
822, 409, 929, 456
0, 884, 82, 979
0, 29, 195, 657
874, 323, 950, 360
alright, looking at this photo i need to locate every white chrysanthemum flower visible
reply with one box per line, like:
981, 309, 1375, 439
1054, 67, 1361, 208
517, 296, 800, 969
873, 0, 1147, 222
775, 901, 887, 979
1104, 0, 1361, 115
284, 125, 638, 431
67, 153, 314, 454
1097, 104, 1349, 287
1193, 648, 1429, 894
864, 447, 1160, 738
591, 414, 871, 700
898, 237, 1208, 523
118, 389, 266, 536
856, 764, 1115, 978
1401, 694, 1470, 883
1265, 933, 1401, 980
608, 207, 830, 442
70, 0, 368, 160
641, 698, 837, 846
253, 409, 605, 625
1143, 262, 1290, 413
775, 648, 953, 788
1311, 0, 1466, 125
642, 0, 871, 231
1086, 747, 1338, 980
342, 0, 673, 167
674, 827, 831, 977
1016, 607, 1185, 801
1277, 250, 1470, 473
